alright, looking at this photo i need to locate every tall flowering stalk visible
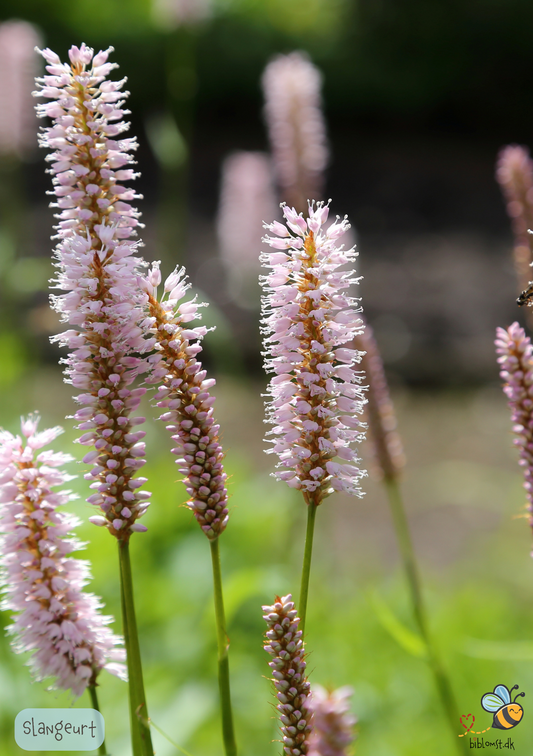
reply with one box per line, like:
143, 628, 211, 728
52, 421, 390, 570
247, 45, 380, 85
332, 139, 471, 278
495, 146, 533, 323
496, 322, 533, 533
308, 685, 356, 756
354, 326, 463, 754
262, 53, 328, 214
35, 44, 154, 756
0, 417, 125, 754
263, 594, 313, 756
261, 201, 366, 633
142, 263, 236, 756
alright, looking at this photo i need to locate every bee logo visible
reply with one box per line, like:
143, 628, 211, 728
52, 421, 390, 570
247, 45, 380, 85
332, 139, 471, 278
517, 282, 533, 307
481, 684, 525, 730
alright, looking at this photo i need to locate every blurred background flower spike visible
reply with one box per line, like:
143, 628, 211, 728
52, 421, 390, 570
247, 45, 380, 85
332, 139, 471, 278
495, 145, 533, 330
262, 52, 329, 215
353, 323, 405, 483
0, 20, 42, 160
308, 684, 356, 756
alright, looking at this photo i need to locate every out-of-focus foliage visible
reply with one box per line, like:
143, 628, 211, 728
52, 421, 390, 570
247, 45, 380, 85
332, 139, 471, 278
1, 0, 533, 135
215, 0, 350, 39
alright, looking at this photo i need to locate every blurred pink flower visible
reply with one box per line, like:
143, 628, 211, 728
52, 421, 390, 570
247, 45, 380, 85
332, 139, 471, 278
35, 44, 154, 538
0, 417, 126, 697
152, 0, 211, 28
308, 685, 356, 756
217, 151, 277, 267
496, 145, 533, 300
262, 52, 328, 213
496, 322, 533, 536
217, 151, 278, 308
142, 264, 229, 539
353, 324, 405, 481
0, 20, 42, 157
261, 201, 367, 503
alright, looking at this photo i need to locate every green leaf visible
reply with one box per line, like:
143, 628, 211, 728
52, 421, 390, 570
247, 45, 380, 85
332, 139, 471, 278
368, 591, 428, 659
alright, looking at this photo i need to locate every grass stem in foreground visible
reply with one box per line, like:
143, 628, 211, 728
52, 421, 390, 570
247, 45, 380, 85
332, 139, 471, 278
210, 537, 237, 756
384, 477, 466, 755
119, 540, 154, 756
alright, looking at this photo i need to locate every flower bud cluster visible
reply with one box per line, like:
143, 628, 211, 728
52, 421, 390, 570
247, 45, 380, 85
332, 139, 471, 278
35, 44, 153, 538
308, 685, 356, 756
353, 324, 405, 481
143, 265, 229, 539
261, 202, 367, 503
0, 417, 126, 697
496, 323, 533, 535
263, 594, 313, 756
35, 44, 142, 242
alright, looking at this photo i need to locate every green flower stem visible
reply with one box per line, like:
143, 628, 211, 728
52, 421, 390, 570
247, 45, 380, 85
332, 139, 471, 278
299, 497, 318, 637
209, 538, 237, 756
118, 540, 154, 756
88, 685, 107, 756
384, 477, 466, 755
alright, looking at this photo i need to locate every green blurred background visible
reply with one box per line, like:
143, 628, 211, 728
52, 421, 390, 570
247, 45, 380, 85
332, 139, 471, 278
1, 0, 533, 754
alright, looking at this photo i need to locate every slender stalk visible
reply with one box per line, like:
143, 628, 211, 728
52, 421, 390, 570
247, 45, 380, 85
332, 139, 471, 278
209, 538, 237, 756
384, 477, 466, 755
118, 540, 154, 756
88, 685, 107, 756
299, 497, 318, 636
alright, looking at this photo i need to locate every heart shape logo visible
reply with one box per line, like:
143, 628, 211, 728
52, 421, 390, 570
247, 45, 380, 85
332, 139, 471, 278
460, 713, 475, 732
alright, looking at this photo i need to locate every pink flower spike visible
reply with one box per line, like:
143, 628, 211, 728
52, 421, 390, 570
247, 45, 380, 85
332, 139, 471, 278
495, 145, 533, 303
262, 51, 328, 213
216, 150, 278, 309
35, 45, 152, 539
143, 264, 229, 540
152, 0, 212, 29
263, 594, 313, 756
261, 201, 367, 504
353, 324, 405, 481
308, 685, 357, 756
0, 20, 42, 158
496, 322, 533, 543
0, 417, 126, 697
